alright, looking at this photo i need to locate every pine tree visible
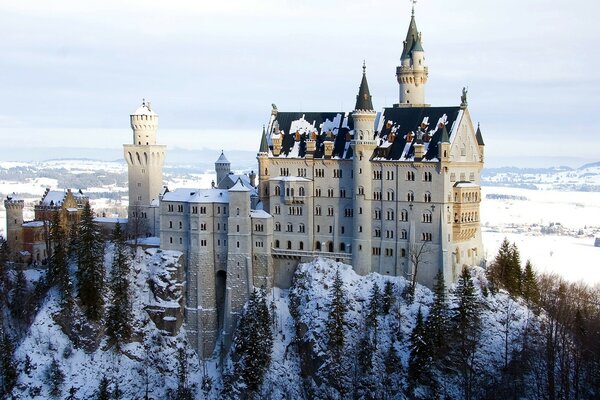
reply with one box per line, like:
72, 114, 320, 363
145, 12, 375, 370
106, 223, 132, 348
47, 358, 65, 397
488, 238, 508, 292
382, 280, 395, 315
451, 266, 481, 400
408, 307, 432, 385
0, 236, 8, 286
11, 261, 28, 321
325, 268, 349, 396
0, 328, 17, 397
366, 282, 382, 334
97, 376, 110, 400
426, 271, 450, 357
176, 347, 193, 400
230, 288, 273, 396
50, 212, 72, 313
384, 340, 402, 397
521, 260, 539, 305
67, 222, 79, 259
77, 202, 105, 320
508, 243, 522, 294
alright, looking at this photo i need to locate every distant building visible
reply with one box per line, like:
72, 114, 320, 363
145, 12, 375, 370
4, 188, 88, 263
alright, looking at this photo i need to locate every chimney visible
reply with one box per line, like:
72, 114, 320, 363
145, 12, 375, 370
249, 170, 256, 187
414, 143, 425, 161
324, 141, 334, 158
272, 134, 282, 157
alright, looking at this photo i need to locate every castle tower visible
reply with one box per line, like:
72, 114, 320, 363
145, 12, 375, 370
396, 6, 429, 107
215, 151, 231, 187
257, 125, 271, 210
223, 179, 253, 347
124, 100, 166, 237
351, 63, 377, 275
4, 195, 24, 259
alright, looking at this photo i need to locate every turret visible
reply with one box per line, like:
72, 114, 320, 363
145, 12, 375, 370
351, 63, 377, 276
215, 151, 231, 186
396, 7, 429, 107
130, 99, 158, 145
439, 125, 451, 162
4, 194, 24, 259
475, 123, 485, 163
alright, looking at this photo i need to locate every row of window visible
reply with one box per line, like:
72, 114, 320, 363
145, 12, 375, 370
450, 172, 476, 182
167, 204, 226, 215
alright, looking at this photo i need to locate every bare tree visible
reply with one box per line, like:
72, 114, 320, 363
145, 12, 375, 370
127, 202, 148, 247
409, 241, 432, 293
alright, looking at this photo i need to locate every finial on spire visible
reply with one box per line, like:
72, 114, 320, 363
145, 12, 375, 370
362, 60, 366, 74
411, 0, 417, 16
142, 98, 146, 106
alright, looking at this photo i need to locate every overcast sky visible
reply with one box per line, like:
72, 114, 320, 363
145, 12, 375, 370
1, 0, 599, 167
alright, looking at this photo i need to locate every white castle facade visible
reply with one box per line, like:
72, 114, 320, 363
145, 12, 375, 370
123, 11, 485, 358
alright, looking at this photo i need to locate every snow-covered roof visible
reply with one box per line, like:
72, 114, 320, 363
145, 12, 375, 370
132, 100, 157, 116
454, 182, 479, 188
22, 221, 45, 228
94, 217, 128, 224
216, 151, 230, 164
229, 179, 251, 192
40, 190, 67, 206
250, 210, 271, 219
162, 188, 229, 204
265, 106, 469, 162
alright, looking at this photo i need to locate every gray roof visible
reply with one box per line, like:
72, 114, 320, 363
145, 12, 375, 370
259, 126, 269, 153
215, 151, 230, 164
400, 15, 420, 60
476, 124, 485, 145
354, 65, 374, 111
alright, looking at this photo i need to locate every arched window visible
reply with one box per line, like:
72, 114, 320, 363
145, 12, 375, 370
401, 229, 408, 240
275, 186, 281, 196
299, 241, 304, 250
275, 240, 280, 248
407, 191, 415, 202
340, 243, 346, 252
287, 241, 292, 250
299, 187, 305, 196
315, 241, 322, 251
400, 209, 408, 221
424, 192, 432, 203
328, 242, 334, 252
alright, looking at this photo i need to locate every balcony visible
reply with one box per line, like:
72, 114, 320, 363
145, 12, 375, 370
271, 248, 351, 261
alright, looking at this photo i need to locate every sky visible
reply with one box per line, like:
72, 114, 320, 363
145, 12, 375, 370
0, 0, 599, 167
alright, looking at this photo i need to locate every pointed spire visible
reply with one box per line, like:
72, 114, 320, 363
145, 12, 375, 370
440, 125, 450, 143
354, 62, 374, 111
401, 10, 420, 60
259, 125, 269, 153
475, 123, 485, 145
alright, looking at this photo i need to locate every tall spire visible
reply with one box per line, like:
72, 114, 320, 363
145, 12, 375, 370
401, 9, 420, 60
354, 61, 374, 111
475, 123, 485, 145
259, 125, 269, 153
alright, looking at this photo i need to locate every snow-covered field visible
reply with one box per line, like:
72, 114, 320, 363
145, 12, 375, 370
481, 186, 600, 285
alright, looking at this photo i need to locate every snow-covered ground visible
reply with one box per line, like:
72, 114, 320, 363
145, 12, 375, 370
481, 186, 600, 285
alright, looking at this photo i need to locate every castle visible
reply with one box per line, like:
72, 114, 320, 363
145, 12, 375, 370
155, 8, 485, 358
3, 9, 485, 359
4, 189, 88, 264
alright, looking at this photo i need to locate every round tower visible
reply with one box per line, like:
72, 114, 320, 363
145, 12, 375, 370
351, 64, 377, 276
396, 8, 428, 107
130, 99, 158, 145
4, 195, 24, 258
124, 99, 166, 237
215, 151, 231, 187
